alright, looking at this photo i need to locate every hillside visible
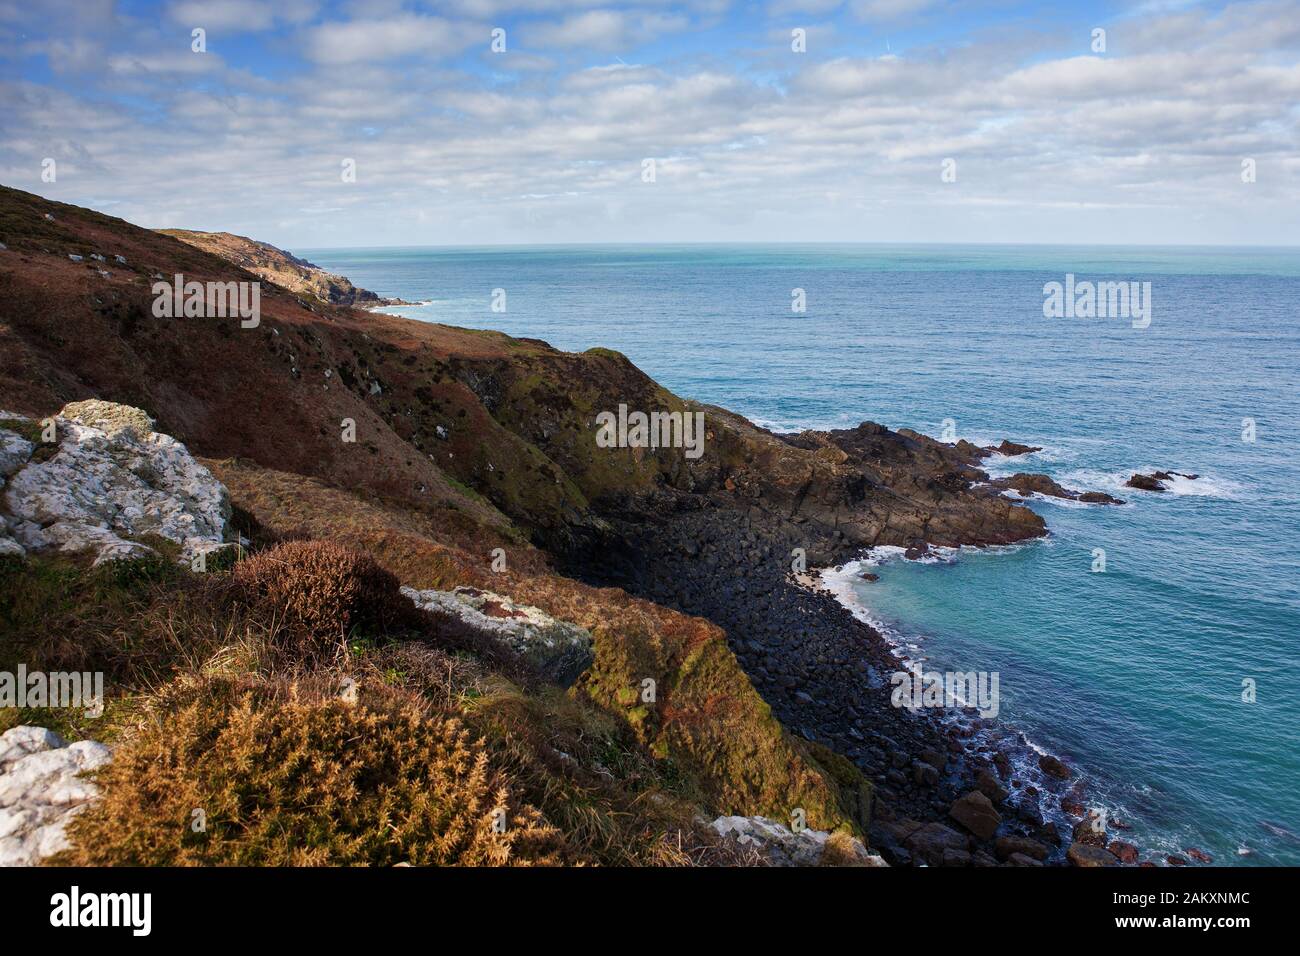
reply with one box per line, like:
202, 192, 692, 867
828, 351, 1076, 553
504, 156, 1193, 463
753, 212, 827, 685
159, 229, 412, 309
0, 184, 1101, 867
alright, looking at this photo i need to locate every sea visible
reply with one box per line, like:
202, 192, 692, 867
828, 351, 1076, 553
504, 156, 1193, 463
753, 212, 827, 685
300, 242, 1300, 865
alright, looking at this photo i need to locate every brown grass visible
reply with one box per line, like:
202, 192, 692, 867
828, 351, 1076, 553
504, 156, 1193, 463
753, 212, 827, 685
229, 540, 417, 660
54, 674, 572, 866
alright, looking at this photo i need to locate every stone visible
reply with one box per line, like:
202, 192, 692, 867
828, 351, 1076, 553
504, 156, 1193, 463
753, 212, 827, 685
1067, 842, 1118, 867
975, 768, 1008, 803
0, 726, 110, 866
994, 835, 1050, 861
949, 790, 1001, 841
1007, 852, 1044, 866
4, 402, 230, 566
711, 815, 886, 867
1038, 754, 1071, 780
403, 585, 594, 686
903, 821, 969, 866
1108, 840, 1139, 864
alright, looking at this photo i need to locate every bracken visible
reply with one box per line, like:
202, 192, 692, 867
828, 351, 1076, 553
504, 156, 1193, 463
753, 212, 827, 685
54, 675, 571, 866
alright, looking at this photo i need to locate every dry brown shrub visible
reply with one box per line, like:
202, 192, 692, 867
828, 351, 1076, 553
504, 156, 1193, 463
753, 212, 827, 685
54, 674, 572, 866
230, 540, 416, 659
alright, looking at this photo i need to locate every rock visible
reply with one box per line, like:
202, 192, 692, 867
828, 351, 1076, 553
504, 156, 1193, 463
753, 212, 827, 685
1125, 473, 1166, 492
1073, 814, 1108, 847
4, 401, 230, 566
995, 835, 1050, 861
1060, 796, 1086, 817
1067, 842, 1118, 867
403, 585, 594, 686
61, 400, 157, 440
948, 790, 1001, 841
1038, 754, 1071, 780
1167, 855, 1187, 866
903, 821, 969, 866
993, 440, 1041, 457
903, 542, 931, 560
976, 768, 1008, 803
711, 815, 886, 867
993, 473, 1123, 506
0, 726, 111, 866
1108, 840, 1139, 864
858, 572, 879, 582
941, 847, 971, 866
1007, 852, 1044, 866
0, 726, 66, 771
912, 761, 940, 786
1186, 847, 1213, 864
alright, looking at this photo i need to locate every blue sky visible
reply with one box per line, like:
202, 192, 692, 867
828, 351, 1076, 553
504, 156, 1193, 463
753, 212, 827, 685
2, 0, 1297, 247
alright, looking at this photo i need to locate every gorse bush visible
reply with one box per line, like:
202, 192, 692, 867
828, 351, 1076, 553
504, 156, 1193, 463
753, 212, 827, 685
56, 676, 570, 866
230, 540, 417, 658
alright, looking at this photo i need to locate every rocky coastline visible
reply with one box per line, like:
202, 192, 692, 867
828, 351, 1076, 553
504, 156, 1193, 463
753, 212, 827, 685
563, 430, 1172, 866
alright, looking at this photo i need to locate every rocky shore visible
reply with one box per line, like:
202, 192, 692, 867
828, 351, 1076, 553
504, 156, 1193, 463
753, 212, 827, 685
564, 428, 1148, 866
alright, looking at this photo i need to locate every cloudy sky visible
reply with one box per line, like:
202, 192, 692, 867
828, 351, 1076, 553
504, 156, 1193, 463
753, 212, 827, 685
2, 0, 1297, 248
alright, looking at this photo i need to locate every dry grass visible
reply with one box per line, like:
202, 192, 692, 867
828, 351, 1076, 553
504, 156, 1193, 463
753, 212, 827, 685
229, 540, 418, 661
54, 673, 571, 866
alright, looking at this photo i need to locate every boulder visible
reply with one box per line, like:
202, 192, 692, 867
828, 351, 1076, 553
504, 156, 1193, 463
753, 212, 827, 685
948, 791, 1001, 841
1108, 840, 1139, 864
403, 585, 594, 686
994, 835, 1050, 861
1038, 753, 1071, 780
976, 768, 1009, 803
993, 440, 1042, 457
1125, 473, 1166, 492
3, 403, 230, 566
1007, 851, 1044, 866
1186, 847, 1213, 864
0, 726, 111, 866
903, 821, 969, 866
710, 815, 886, 867
1067, 843, 1118, 867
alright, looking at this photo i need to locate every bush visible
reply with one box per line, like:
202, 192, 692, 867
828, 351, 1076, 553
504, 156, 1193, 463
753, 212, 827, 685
56, 676, 570, 866
230, 540, 416, 658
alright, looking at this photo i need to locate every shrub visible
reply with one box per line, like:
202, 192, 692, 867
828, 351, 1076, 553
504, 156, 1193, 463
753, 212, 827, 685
56, 676, 570, 866
230, 540, 416, 658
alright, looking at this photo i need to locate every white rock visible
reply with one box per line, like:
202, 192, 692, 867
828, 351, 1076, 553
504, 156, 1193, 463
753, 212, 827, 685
3, 401, 230, 565
0, 727, 110, 867
711, 815, 887, 867
403, 585, 594, 686
0, 726, 65, 773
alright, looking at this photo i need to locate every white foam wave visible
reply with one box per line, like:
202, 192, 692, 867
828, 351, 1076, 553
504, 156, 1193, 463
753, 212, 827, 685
1060, 467, 1243, 500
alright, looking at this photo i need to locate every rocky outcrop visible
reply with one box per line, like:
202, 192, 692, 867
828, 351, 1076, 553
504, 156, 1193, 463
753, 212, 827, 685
990, 473, 1124, 506
0, 726, 111, 866
159, 229, 412, 309
710, 815, 886, 867
1126, 470, 1199, 492
949, 790, 1002, 840
403, 585, 594, 686
1067, 842, 1118, 867
0, 401, 231, 565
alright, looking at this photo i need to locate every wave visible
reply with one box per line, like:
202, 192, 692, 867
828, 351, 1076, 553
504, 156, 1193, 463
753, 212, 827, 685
1059, 467, 1244, 500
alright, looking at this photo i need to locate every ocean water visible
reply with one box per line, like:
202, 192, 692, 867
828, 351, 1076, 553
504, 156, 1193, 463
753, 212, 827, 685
303, 243, 1300, 865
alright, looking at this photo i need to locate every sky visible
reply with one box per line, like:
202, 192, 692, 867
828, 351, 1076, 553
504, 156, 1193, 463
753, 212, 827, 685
1, 0, 1297, 248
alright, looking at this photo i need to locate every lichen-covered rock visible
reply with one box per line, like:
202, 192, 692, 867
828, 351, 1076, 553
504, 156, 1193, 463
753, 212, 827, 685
710, 815, 886, 867
402, 585, 594, 686
2, 401, 230, 565
0, 726, 111, 866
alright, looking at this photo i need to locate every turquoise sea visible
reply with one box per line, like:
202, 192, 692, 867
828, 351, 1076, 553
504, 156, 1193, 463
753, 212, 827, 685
302, 243, 1300, 865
